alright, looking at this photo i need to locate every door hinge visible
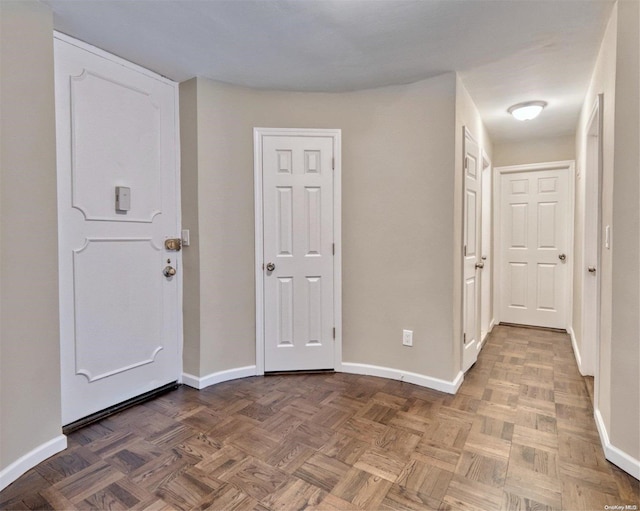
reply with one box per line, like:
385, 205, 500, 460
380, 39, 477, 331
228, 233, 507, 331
332, 157, 335, 170
333, 327, 336, 339
463, 332, 466, 345
463, 244, 467, 257
464, 156, 469, 172
332, 243, 335, 255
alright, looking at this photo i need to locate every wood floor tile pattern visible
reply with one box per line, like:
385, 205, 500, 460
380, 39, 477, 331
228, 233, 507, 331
2, 326, 638, 510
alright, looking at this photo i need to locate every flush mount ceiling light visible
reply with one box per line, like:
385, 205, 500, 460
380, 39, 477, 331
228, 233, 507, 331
508, 101, 548, 121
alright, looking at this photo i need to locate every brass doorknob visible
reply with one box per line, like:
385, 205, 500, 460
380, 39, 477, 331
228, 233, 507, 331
163, 266, 176, 277
266, 262, 275, 272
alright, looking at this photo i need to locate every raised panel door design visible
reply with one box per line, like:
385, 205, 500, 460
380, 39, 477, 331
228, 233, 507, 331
509, 263, 527, 307
305, 187, 322, 256
510, 203, 528, 248
70, 71, 161, 223
537, 202, 557, 248
277, 187, 293, 256
536, 263, 557, 311
499, 167, 570, 329
306, 277, 322, 345
464, 276, 477, 344
262, 134, 335, 371
55, 37, 180, 425
277, 277, 294, 346
465, 190, 477, 257
73, 239, 163, 381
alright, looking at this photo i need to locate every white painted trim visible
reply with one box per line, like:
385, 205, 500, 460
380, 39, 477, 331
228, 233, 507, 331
342, 363, 463, 395
253, 128, 342, 375
0, 435, 67, 492
182, 366, 257, 390
53, 32, 176, 86
595, 409, 640, 480
567, 326, 586, 375
494, 161, 575, 331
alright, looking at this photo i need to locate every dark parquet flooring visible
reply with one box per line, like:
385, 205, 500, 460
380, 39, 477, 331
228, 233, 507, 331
1, 325, 638, 510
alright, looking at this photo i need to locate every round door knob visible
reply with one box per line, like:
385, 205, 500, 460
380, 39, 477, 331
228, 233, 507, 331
558, 253, 567, 262
163, 266, 176, 277
266, 262, 275, 272
475, 262, 484, 269
588, 266, 597, 273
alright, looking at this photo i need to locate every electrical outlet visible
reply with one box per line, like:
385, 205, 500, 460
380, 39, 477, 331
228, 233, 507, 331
402, 329, 413, 347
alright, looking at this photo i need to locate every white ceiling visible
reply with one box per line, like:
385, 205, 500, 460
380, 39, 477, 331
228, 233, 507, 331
43, 0, 614, 143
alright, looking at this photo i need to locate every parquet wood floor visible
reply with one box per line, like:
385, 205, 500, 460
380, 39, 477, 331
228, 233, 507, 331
2, 325, 638, 510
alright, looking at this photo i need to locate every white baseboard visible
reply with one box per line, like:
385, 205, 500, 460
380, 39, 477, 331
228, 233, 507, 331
182, 365, 257, 390
488, 318, 496, 332
0, 435, 67, 492
568, 326, 586, 376
595, 409, 640, 480
341, 363, 463, 395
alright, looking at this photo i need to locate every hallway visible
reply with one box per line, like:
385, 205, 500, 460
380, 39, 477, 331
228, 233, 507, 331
1, 325, 638, 510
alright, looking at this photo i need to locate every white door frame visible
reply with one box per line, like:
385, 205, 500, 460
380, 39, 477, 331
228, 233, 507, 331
253, 128, 342, 375
480, 149, 494, 346
493, 160, 575, 331
581, 94, 604, 378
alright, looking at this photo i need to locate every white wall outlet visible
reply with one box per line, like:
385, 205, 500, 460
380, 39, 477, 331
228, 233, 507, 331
402, 329, 413, 347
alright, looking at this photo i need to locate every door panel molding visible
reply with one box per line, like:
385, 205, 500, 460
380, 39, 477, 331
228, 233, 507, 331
254, 128, 342, 374
494, 160, 575, 330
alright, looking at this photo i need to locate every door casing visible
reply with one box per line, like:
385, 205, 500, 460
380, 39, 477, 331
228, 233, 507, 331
581, 94, 604, 378
253, 128, 342, 375
493, 160, 575, 331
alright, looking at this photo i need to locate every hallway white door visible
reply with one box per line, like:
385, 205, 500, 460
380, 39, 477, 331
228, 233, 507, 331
462, 128, 482, 372
256, 129, 340, 372
55, 35, 181, 425
497, 163, 573, 329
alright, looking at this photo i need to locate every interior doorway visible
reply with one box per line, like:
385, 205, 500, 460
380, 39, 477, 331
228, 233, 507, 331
581, 94, 604, 378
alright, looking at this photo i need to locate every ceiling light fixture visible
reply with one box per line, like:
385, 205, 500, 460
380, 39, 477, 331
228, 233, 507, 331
508, 101, 547, 121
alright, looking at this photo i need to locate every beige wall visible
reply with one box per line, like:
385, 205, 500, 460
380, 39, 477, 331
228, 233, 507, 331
180, 73, 461, 382
493, 135, 575, 168
609, 0, 639, 462
0, 0, 63, 473
179, 78, 201, 376
575, 0, 640, 469
453, 77, 494, 366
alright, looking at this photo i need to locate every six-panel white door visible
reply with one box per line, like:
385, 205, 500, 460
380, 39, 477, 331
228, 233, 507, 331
462, 128, 482, 372
261, 135, 335, 372
499, 167, 570, 329
55, 36, 181, 425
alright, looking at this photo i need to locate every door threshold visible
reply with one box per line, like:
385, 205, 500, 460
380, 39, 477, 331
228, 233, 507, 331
62, 381, 179, 435
499, 322, 567, 333
265, 369, 335, 377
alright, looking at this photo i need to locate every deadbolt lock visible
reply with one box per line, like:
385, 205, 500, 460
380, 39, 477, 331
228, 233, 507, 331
165, 238, 182, 251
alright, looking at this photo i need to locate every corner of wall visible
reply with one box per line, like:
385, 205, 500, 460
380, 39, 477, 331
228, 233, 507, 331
0, 0, 65, 490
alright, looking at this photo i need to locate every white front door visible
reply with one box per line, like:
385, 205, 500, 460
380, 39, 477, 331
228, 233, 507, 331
462, 128, 482, 372
55, 35, 181, 425
257, 130, 339, 372
498, 164, 572, 329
